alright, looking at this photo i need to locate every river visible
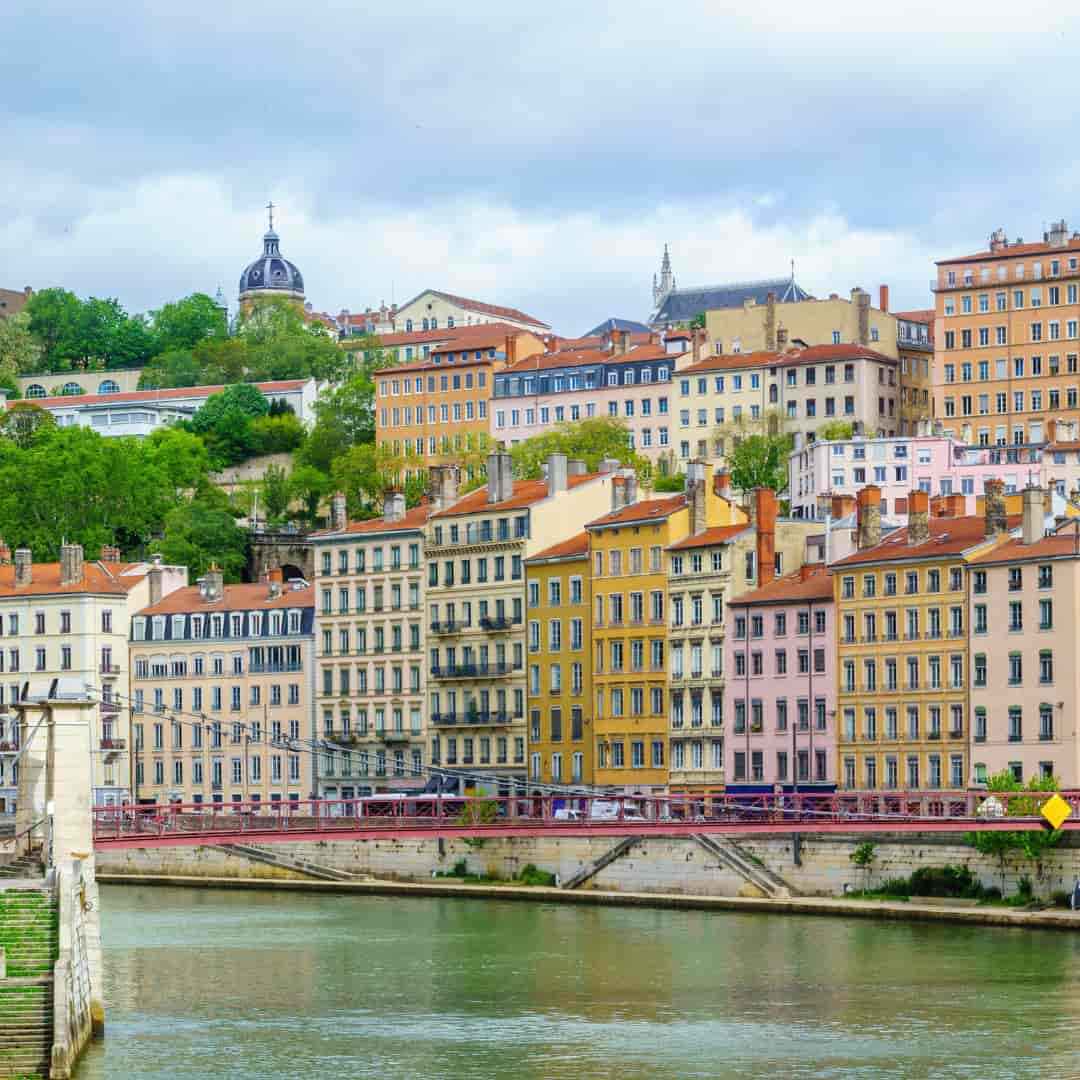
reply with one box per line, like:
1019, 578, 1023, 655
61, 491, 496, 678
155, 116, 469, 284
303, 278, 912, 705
77, 884, 1080, 1079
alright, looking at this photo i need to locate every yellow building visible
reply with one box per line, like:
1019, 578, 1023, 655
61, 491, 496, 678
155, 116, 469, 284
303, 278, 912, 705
524, 533, 593, 787
587, 470, 744, 793
704, 287, 898, 360
832, 484, 1011, 792
894, 309, 935, 434
424, 452, 619, 790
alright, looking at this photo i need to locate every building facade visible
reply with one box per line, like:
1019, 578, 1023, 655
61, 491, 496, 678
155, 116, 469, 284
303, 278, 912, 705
425, 453, 617, 791
130, 571, 315, 805
933, 220, 1080, 447
524, 533, 593, 788
895, 308, 934, 434
310, 494, 430, 798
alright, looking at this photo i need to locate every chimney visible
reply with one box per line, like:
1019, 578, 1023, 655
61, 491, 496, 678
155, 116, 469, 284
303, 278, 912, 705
764, 291, 777, 351
830, 493, 857, 520
59, 542, 84, 586
776, 326, 789, 350
504, 334, 518, 366
99, 544, 121, 563
1022, 485, 1044, 545
429, 465, 460, 511
878, 284, 889, 313
331, 491, 347, 531
199, 565, 224, 603
755, 487, 777, 586
599, 457, 620, 475
268, 565, 283, 600
147, 553, 163, 604
686, 460, 709, 535
610, 475, 627, 511
546, 452, 568, 496
0, 539, 11, 565
983, 478, 1008, 538
856, 486, 882, 549
930, 493, 965, 518
714, 469, 733, 501
13, 548, 31, 587
907, 490, 930, 545
691, 326, 706, 364
487, 451, 514, 504
853, 288, 870, 345
383, 489, 406, 523
567, 458, 587, 477
1047, 418, 1058, 445
613, 329, 631, 356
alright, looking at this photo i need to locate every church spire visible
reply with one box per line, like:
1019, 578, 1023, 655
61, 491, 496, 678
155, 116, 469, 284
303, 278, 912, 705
653, 243, 675, 308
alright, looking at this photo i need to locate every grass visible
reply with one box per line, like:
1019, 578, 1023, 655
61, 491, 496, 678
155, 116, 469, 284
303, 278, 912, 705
432, 860, 558, 888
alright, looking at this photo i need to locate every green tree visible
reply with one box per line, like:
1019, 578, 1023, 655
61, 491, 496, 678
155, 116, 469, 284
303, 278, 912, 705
816, 420, 855, 441
289, 464, 331, 525
142, 427, 211, 497
303, 356, 391, 469
0, 312, 43, 374
138, 348, 202, 389
330, 442, 418, 517
250, 412, 305, 455
190, 383, 271, 466
24, 287, 82, 370
150, 293, 227, 353
509, 418, 645, 480
260, 464, 292, 521
727, 433, 791, 493
653, 471, 685, 493
158, 497, 248, 582
236, 296, 349, 382
191, 337, 251, 385
0, 402, 56, 448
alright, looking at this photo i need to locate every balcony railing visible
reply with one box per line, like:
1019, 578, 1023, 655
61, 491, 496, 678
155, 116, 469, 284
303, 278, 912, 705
377, 730, 411, 744
249, 663, 303, 674
430, 663, 516, 680
100, 663, 121, 675
431, 713, 459, 726
100, 737, 127, 751
100, 701, 120, 715
430, 621, 466, 635
479, 616, 515, 632
0, 741, 18, 753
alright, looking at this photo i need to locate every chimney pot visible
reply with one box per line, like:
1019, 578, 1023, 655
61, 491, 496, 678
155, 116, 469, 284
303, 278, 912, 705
856, 486, 882, 549
546, 453, 568, 496
59, 542, 84, 587
907, 489, 930, 545
1022, 485, 1044, 545
13, 548, 31, 587
332, 491, 348, 531
754, 487, 778, 585
983, 478, 1008, 538
383, 489, 406, 523
879, 284, 889, 313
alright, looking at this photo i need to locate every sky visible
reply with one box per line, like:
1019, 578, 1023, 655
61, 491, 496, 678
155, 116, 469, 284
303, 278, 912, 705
3, 2, 1080, 335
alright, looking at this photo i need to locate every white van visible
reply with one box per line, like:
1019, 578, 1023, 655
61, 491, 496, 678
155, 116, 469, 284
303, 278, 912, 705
589, 799, 647, 822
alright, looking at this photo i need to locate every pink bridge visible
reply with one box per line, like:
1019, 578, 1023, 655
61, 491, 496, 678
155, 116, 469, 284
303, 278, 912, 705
91, 791, 1080, 849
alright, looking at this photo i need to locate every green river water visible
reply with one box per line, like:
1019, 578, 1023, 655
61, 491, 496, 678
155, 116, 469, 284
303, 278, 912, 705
76, 884, 1080, 1079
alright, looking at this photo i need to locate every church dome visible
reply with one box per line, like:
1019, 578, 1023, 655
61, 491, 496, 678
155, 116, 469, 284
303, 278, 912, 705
238, 214, 304, 303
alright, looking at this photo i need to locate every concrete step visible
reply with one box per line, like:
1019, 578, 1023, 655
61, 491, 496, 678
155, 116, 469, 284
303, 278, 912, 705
562, 836, 643, 890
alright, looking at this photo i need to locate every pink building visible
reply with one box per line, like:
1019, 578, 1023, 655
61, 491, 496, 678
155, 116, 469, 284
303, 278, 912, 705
723, 564, 836, 792
789, 432, 1044, 520
967, 488, 1080, 787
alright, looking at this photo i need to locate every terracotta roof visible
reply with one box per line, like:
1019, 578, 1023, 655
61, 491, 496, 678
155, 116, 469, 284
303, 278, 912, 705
667, 523, 751, 551
419, 290, 549, 330
137, 581, 315, 616
371, 325, 496, 348
728, 564, 833, 606
678, 344, 897, 375
378, 354, 498, 376
501, 342, 677, 375
0, 560, 146, 599
310, 504, 431, 537
21, 380, 307, 410
893, 309, 934, 324
938, 237, 1080, 266
967, 533, 1080, 565
831, 514, 1021, 567
587, 494, 687, 529
525, 532, 589, 563
431, 474, 600, 519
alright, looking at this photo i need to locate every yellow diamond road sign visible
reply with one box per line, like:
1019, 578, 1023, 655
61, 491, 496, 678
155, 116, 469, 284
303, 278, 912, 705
1041, 793, 1072, 830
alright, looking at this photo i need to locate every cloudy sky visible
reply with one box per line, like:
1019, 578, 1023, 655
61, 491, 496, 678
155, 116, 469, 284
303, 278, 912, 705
3, 2, 1078, 334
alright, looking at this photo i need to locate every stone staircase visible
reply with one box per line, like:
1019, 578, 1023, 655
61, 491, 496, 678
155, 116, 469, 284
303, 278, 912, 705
691, 834, 794, 898
209, 843, 361, 882
0, 855, 43, 881
562, 836, 643, 890
0, 886, 58, 1079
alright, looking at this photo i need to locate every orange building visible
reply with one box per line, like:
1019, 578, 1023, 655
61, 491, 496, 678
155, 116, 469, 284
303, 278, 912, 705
374, 326, 545, 480
934, 220, 1080, 446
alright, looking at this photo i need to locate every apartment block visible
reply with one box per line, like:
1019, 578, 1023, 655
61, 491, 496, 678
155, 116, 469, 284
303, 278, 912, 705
129, 570, 315, 805
425, 452, 618, 790
894, 307, 934, 434
934, 220, 1080, 446
0, 544, 186, 815
524, 533, 593, 787
310, 492, 429, 797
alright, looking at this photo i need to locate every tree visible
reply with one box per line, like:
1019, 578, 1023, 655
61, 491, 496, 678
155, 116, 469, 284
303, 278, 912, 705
816, 420, 854, 441
330, 443, 418, 517
138, 348, 202, 389
24, 287, 82, 370
158, 497, 248, 582
509, 418, 646, 480
289, 465, 331, 525
190, 383, 271, 466
0, 402, 56, 448
653, 472, 685, 493
142, 427, 211, 497
727, 433, 791, 493
250, 413, 305, 455
260, 464, 292, 521
966, 770, 1064, 896
236, 296, 349, 382
0, 312, 42, 374
150, 293, 227, 353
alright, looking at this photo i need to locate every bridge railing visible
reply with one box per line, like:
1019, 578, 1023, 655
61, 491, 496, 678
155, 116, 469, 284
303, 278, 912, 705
91, 789, 1079, 843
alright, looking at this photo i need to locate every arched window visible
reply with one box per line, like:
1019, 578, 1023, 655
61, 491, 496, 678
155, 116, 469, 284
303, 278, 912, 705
430, 317, 438, 329
25, 384, 46, 399
98, 379, 120, 394
405, 319, 413, 332
422, 318, 429, 331
60, 382, 85, 396
447, 316, 455, 328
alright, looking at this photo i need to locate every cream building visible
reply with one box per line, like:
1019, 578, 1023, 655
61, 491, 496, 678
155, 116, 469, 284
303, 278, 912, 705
425, 452, 620, 791
129, 570, 315, 806
310, 493, 430, 797
391, 290, 549, 335
0, 543, 186, 814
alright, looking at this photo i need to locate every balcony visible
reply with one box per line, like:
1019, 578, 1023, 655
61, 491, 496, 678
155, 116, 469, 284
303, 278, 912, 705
249, 663, 303, 674
430, 621, 466, 635
431, 713, 459, 726
479, 615, 515, 632
430, 663, 516, 680
99, 737, 126, 751
0, 741, 18, 753
377, 730, 411, 744
100, 662, 121, 675
100, 701, 120, 715
927, 731, 941, 740
330, 732, 365, 746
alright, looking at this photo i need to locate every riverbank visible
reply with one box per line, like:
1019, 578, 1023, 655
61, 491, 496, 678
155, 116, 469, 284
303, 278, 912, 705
96, 872, 1080, 931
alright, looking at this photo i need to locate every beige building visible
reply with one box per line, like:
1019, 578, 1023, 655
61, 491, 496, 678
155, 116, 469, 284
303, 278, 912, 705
129, 570, 315, 806
0, 543, 186, 814
425, 452, 619, 791
390, 289, 549, 335
310, 493, 430, 797
18, 369, 144, 400
704, 287, 898, 360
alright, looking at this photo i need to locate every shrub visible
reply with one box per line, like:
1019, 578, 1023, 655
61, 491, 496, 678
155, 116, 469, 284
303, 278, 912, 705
518, 864, 556, 887
908, 864, 984, 899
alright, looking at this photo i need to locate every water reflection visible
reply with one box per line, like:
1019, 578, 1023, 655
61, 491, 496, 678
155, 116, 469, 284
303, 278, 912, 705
78, 886, 1080, 1080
